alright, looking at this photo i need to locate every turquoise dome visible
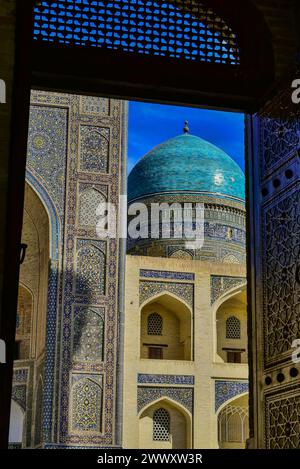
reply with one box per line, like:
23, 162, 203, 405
128, 133, 245, 203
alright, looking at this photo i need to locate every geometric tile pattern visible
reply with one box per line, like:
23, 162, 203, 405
27, 92, 126, 447
140, 281, 194, 309
80, 96, 110, 116
262, 189, 300, 364
80, 126, 110, 173
137, 386, 193, 414
78, 188, 106, 227
11, 385, 27, 411
76, 243, 106, 296
265, 390, 300, 449
27, 104, 68, 218
215, 380, 248, 412
73, 307, 105, 362
211, 275, 246, 305
71, 377, 103, 433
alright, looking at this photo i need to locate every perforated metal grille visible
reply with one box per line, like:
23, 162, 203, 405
33, 1, 240, 65
147, 313, 163, 335
153, 408, 170, 441
226, 316, 241, 339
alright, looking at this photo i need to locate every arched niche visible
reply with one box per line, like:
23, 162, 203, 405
18, 182, 50, 360
218, 394, 249, 449
215, 287, 247, 364
140, 293, 192, 361
139, 397, 192, 449
9, 400, 25, 445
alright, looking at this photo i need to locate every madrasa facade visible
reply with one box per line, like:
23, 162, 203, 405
9, 92, 248, 449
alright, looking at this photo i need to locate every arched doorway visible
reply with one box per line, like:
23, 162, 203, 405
11, 181, 50, 448
140, 293, 192, 361
139, 398, 192, 449
215, 288, 247, 364
218, 394, 249, 449
9, 400, 25, 448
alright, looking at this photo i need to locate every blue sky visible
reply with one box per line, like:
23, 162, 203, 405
127, 101, 245, 174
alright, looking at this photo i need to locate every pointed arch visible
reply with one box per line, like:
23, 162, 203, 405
140, 292, 193, 361
25, 171, 61, 441
139, 396, 192, 449
140, 290, 192, 313
217, 394, 249, 449
212, 283, 247, 363
9, 400, 25, 445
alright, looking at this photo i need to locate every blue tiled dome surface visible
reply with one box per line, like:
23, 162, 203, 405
128, 134, 245, 203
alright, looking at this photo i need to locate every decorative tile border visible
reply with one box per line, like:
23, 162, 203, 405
140, 269, 194, 281
215, 380, 249, 412
138, 374, 195, 385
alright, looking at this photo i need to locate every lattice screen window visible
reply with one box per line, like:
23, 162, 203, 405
34, 1, 240, 65
147, 313, 163, 336
218, 405, 248, 444
226, 316, 241, 339
153, 408, 170, 441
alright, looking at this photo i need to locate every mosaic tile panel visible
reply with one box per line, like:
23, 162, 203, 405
26, 93, 126, 447
58, 96, 125, 446
72, 307, 105, 362
138, 374, 195, 385
169, 249, 194, 259
12, 385, 27, 411
80, 126, 110, 173
27, 104, 68, 217
80, 96, 110, 116
215, 380, 249, 412
78, 187, 107, 227
138, 387, 193, 414
211, 275, 246, 304
71, 377, 103, 433
140, 281, 194, 309
76, 242, 106, 296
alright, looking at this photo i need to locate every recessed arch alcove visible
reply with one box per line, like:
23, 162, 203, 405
140, 292, 192, 361
139, 397, 192, 449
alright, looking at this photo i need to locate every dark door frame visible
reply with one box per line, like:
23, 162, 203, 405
0, 0, 295, 449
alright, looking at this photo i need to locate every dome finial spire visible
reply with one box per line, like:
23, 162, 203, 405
183, 120, 190, 134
